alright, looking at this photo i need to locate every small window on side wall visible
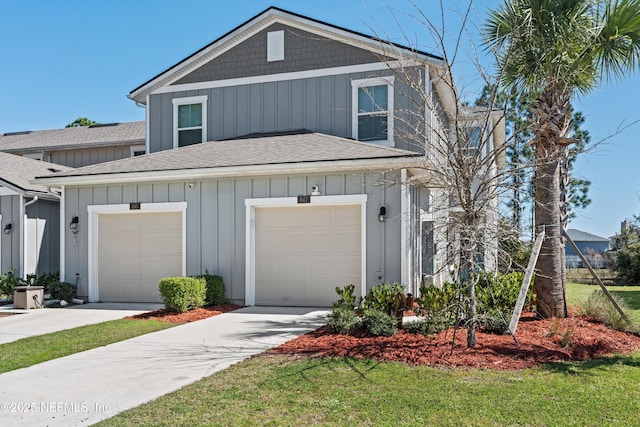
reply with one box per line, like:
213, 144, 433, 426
172, 95, 208, 148
352, 77, 394, 146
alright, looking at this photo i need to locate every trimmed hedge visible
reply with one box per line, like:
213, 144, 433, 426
159, 277, 206, 313
193, 274, 226, 306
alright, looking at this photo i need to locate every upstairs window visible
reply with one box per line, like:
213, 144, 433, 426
172, 95, 207, 148
352, 77, 394, 146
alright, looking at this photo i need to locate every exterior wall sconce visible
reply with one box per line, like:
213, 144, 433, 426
3, 223, 12, 234
311, 185, 321, 196
378, 206, 387, 222
70, 216, 79, 234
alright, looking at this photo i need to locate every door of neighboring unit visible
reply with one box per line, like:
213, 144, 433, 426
98, 212, 182, 302
254, 205, 361, 307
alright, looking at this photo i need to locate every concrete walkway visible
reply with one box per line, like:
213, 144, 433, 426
0, 306, 327, 426
0, 303, 163, 344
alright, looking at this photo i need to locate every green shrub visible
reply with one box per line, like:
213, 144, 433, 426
159, 277, 206, 313
49, 282, 76, 303
36, 272, 61, 293
362, 309, 398, 337
0, 270, 21, 299
193, 274, 226, 306
475, 271, 532, 315
333, 284, 361, 311
326, 307, 361, 335
361, 282, 405, 315
614, 243, 640, 285
416, 282, 459, 314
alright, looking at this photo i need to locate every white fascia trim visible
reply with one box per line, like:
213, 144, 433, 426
400, 169, 409, 287
152, 61, 407, 96
60, 185, 66, 282
34, 156, 424, 186
86, 201, 188, 303
244, 194, 367, 306
145, 94, 151, 154
172, 95, 208, 149
351, 76, 395, 147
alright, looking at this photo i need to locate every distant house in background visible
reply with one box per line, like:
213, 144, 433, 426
0, 121, 145, 168
565, 229, 610, 268
609, 220, 639, 251
0, 122, 144, 278
0, 153, 72, 277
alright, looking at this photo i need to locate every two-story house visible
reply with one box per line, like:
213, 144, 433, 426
34, 7, 504, 306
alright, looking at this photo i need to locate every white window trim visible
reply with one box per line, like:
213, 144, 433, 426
87, 202, 187, 303
130, 145, 146, 157
351, 76, 395, 147
244, 194, 367, 306
172, 95, 208, 149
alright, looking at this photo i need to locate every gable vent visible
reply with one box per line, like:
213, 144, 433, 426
267, 30, 284, 62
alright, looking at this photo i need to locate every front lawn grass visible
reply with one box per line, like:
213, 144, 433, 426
0, 319, 175, 373
568, 282, 640, 322
98, 352, 640, 427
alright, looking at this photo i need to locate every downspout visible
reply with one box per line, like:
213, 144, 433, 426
133, 97, 149, 155
21, 196, 39, 278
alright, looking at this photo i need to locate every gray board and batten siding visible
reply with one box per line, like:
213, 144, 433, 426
46, 146, 134, 168
0, 195, 20, 273
64, 171, 402, 304
149, 67, 422, 153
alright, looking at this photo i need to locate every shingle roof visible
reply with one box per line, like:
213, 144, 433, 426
39, 132, 420, 179
0, 121, 145, 152
566, 229, 609, 243
0, 152, 73, 194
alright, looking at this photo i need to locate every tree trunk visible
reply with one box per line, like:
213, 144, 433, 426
533, 157, 567, 317
531, 88, 571, 318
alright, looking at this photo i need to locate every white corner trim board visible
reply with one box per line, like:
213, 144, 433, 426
244, 194, 367, 306
86, 202, 187, 303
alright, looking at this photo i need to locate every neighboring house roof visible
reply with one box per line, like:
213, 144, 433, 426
0, 152, 72, 196
566, 229, 609, 243
33, 132, 423, 185
128, 6, 444, 103
0, 121, 145, 153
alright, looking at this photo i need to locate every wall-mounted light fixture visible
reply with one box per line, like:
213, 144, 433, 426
378, 206, 387, 222
311, 185, 320, 196
70, 216, 79, 234
3, 223, 12, 234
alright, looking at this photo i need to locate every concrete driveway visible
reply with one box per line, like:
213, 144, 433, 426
0, 306, 327, 426
0, 303, 163, 344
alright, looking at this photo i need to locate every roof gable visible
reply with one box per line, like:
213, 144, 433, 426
566, 229, 609, 243
129, 6, 442, 103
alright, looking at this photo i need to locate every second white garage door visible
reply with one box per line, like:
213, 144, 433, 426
255, 205, 361, 307
98, 212, 182, 303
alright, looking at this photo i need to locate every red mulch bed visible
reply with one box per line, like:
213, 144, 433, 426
126, 304, 243, 323
272, 312, 640, 370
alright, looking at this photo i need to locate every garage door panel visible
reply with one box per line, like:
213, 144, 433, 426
98, 212, 182, 303
255, 205, 361, 307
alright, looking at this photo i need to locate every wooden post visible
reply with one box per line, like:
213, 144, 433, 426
562, 229, 629, 323
508, 229, 545, 337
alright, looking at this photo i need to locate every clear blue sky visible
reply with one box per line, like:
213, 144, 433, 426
1, 0, 638, 238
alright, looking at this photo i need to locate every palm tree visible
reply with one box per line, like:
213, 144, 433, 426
484, 0, 640, 317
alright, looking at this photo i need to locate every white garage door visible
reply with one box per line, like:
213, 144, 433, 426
98, 212, 182, 303
255, 205, 361, 307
